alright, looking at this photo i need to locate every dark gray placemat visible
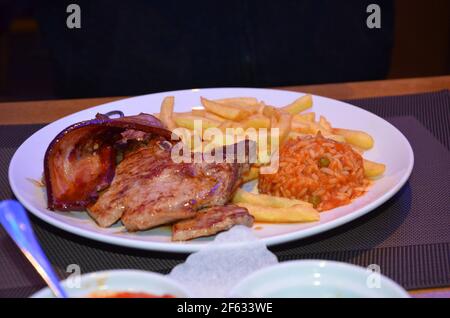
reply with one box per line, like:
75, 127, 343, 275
348, 90, 450, 150
0, 90, 449, 297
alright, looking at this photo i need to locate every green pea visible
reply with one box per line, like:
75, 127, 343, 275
310, 195, 321, 208
319, 156, 330, 167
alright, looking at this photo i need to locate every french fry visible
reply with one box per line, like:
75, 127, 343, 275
191, 108, 207, 116
293, 112, 315, 122
279, 112, 292, 144
291, 118, 327, 135
240, 166, 260, 183
333, 128, 374, 149
363, 159, 386, 178
236, 202, 319, 223
215, 97, 261, 112
191, 108, 227, 122
281, 94, 313, 115
242, 114, 271, 129
292, 115, 345, 143
270, 111, 292, 145
174, 115, 221, 132
256, 103, 265, 115
201, 97, 252, 120
322, 133, 346, 143
262, 105, 277, 117
256, 101, 267, 115
215, 120, 247, 137
217, 120, 235, 131
233, 188, 312, 208
204, 112, 227, 122
319, 115, 332, 131
290, 119, 311, 134
159, 96, 176, 131
215, 97, 258, 106
171, 111, 193, 117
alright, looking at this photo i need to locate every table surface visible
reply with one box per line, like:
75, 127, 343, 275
1, 75, 449, 126
0, 75, 449, 298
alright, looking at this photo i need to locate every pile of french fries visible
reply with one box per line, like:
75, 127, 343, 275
156, 94, 386, 223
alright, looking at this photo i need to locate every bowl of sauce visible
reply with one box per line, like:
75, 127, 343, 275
228, 260, 409, 298
31, 270, 191, 298
89, 291, 175, 298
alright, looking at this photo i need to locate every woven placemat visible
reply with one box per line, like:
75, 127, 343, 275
0, 90, 449, 297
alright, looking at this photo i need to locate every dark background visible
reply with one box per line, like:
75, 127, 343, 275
0, 0, 448, 102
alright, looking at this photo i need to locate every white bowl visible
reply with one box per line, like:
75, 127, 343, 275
228, 260, 410, 298
31, 270, 191, 298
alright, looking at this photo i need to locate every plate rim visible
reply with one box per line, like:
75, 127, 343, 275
8, 87, 414, 253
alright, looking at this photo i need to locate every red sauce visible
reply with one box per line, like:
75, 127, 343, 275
90, 291, 175, 298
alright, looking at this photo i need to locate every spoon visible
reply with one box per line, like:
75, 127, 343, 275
0, 200, 68, 298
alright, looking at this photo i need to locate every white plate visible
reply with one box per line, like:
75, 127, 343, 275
9, 88, 414, 253
31, 270, 191, 298
228, 260, 410, 298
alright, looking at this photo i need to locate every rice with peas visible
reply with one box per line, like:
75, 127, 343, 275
259, 133, 370, 211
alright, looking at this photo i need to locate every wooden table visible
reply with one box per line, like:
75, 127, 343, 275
0, 75, 449, 297
0, 75, 449, 125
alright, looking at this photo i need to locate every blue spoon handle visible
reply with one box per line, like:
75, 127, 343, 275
0, 200, 68, 298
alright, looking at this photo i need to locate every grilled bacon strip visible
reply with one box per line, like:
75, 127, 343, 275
44, 113, 173, 211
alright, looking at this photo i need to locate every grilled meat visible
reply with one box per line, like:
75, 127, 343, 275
172, 204, 254, 241
88, 139, 252, 230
